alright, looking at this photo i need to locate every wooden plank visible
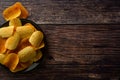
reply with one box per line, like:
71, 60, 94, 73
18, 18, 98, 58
39, 24, 120, 64
41, 25, 120, 48
0, 0, 120, 24
0, 24, 119, 79
0, 24, 120, 79
0, 65, 120, 80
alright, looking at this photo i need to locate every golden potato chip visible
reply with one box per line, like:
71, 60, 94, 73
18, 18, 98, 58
11, 61, 33, 72
20, 60, 33, 68
9, 18, 22, 27
24, 23, 37, 31
3, 53, 19, 71
10, 63, 24, 72
0, 37, 7, 54
6, 37, 31, 54
17, 37, 31, 51
34, 41, 45, 50
5, 32, 20, 50
33, 50, 42, 62
3, 3, 21, 21
0, 54, 5, 64
18, 46, 36, 62
3, 2, 28, 20
39, 41, 45, 49
29, 31, 43, 48
0, 26, 14, 38
16, 24, 36, 39
15, 2, 29, 19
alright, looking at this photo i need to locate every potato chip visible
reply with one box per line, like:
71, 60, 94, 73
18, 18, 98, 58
16, 24, 36, 39
18, 46, 36, 62
0, 37, 7, 54
5, 32, 20, 50
24, 23, 37, 31
39, 41, 45, 49
29, 31, 43, 48
20, 60, 33, 68
0, 26, 14, 38
9, 18, 22, 27
10, 63, 24, 72
3, 2, 29, 20
3, 3, 21, 21
6, 37, 31, 54
15, 2, 29, 19
3, 53, 19, 71
33, 50, 42, 62
34, 41, 45, 50
17, 37, 31, 51
0, 54, 5, 64
11, 61, 33, 72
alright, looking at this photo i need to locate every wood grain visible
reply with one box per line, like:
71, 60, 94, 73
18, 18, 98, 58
0, 0, 120, 24
0, 0, 120, 80
0, 64, 120, 80
1, 24, 119, 80
40, 25, 120, 65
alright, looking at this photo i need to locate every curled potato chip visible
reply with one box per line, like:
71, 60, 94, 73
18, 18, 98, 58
0, 37, 7, 54
6, 37, 31, 54
16, 24, 36, 39
33, 50, 42, 62
20, 61, 33, 68
39, 41, 45, 49
17, 37, 31, 51
11, 61, 33, 72
24, 23, 37, 31
0, 54, 5, 64
3, 3, 21, 21
0, 26, 14, 38
3, 2, 28, 21
29, 31, 43, 48
5, 32, 20, 50
18, 46, 36, 62
10, 63, 24, 72
34, 41, 45, 50
9, 18, 22, 27
3, 53, 19, 71
15, 2, 29, 19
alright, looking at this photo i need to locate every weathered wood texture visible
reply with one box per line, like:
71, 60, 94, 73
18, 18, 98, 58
0, 0, 120, 24
42, 25, 120, 64
0, 25, 120, 80
0, 0, 120, 80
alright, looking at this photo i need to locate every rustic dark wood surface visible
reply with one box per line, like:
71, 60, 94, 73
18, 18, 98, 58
0, 0, 120, 80
0, 0, 120, 24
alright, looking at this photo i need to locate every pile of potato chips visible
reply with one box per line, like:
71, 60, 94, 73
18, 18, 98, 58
0, 2, 44, 72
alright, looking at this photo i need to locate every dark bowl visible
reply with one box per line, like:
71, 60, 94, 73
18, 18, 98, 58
0, 19, 46, 73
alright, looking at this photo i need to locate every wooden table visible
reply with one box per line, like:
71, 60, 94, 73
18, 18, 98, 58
0, 0, 120, 80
